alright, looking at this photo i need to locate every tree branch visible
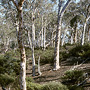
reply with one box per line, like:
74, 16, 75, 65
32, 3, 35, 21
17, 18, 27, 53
19, 0, 25, 7
11, 0, 18, 9
61, 0, 71, 15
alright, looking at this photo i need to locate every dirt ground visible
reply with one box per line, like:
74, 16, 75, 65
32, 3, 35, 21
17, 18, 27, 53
27, 59, 90, 90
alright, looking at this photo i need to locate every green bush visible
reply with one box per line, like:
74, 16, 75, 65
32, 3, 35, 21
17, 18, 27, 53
40, 49, 54, 64
61, 70, 85, 85
59, 51, 69, 61
26, 48, 54, 64
68, 85, 84, 90
12, 76, 35, 90
27, 81, 68, 90
69, 44, 90, 58
11, 76, 20, 90
41, 82, 69, 90
27, 82, 41, 90
26, 77, 35, 83
0, 73, 14, 87
61, 70, 85, 90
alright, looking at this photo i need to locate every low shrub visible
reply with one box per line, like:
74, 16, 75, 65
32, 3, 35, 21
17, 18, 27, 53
26, 77, 35, 83
41, 82, 69, 90
69, 44, 90, 58
61, 70, 84, 85
27, 82, 41, 90
61, 70, 86, 90
68, 85, 84, 90
0, 73, 14, 87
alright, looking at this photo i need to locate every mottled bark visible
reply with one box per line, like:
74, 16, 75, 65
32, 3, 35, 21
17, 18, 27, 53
18, 8, 26, 90
11, 0, 27, 90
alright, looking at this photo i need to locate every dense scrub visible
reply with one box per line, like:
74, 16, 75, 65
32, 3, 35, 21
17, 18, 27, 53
69, 44, 90, 59
61, 70, 86, 90
0, 45, 89, 89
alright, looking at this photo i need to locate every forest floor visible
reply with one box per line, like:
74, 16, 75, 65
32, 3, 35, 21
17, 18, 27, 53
27, 57, 90, 90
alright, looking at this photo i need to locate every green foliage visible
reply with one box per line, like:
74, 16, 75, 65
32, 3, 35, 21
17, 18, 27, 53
26, 77, 35, 83
26, 48, 54, 64
0, 73, 14, 87
0, 50, 20, 87
68, 85, 84, 90
40, 49, 54, 64
12, 76, 35, 90
27, 81, 68, 90
61, 70, 85, 90
59, 51, 69, 61
70, 15, 81, 27
41, 82, 69, 90
27, 82, 41, 90
69, 44, 90, 58
11, 76, 20, 90
61, 70, 85, 85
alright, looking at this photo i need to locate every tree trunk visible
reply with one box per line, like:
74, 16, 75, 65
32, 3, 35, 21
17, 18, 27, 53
61, 27, 68, 46
32, 12, 36, 76
75, 28, 77, 43
81, 16, 90, 45
51, 31, 54, 47
53, 0, 71, 70
18, 8, 26, 90
11, 0, 26, 90
41, 15, 44, 48
87, 28, 90, 42
38, 56, 42, 75
32, 12, 36, 47
53, 0, 61, 70
43, 19, 46, 50
71, 30, 74, 44
27, 30, 32, 49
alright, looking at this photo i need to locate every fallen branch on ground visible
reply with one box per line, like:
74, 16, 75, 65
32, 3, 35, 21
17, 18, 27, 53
70, 58, 90, 70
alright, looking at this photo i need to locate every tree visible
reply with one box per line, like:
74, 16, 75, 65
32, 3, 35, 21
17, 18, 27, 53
53, 0, 71, 70
11, 0, 27, 90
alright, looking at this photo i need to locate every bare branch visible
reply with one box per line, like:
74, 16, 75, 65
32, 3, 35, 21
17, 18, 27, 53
61, 0, 71, 15
11, 0, 18, 9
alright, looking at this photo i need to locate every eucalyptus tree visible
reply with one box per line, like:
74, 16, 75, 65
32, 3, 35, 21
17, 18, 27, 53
53, 0, 71, 70
10, 0, 27, 90
1, 0, 27, 89
76, 0, 90, 45
61, 0, 90, 45
0, 1, 18, 51
69, 0, 90, 45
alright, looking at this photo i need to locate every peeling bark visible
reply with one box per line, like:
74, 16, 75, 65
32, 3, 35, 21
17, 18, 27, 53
11, 0, 27, 89
18, 8, 26, 90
